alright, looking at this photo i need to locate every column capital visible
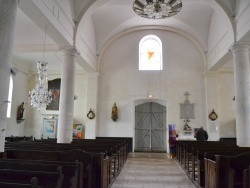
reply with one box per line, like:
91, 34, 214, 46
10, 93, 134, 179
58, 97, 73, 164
59, 46, 79, 56
230, 42, 250, 54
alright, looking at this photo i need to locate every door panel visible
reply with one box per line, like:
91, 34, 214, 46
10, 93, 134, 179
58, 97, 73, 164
135, 102, 166, 152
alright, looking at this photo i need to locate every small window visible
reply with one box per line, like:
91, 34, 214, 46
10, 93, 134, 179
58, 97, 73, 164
139, 35, 162, 70
6, 76, 13, 118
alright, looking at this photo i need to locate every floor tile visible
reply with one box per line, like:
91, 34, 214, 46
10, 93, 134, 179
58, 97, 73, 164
111, 152, 196, 188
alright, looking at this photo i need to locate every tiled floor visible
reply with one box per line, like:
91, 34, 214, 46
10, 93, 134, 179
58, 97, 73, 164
111, 152, 196, 188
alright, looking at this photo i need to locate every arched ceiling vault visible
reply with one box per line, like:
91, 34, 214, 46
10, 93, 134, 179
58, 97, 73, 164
76, 0, 235, 71
13, 0, 236, 72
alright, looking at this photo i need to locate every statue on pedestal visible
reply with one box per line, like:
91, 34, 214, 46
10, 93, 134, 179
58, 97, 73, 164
17, 102, 25, 123
111, 102, 118, 122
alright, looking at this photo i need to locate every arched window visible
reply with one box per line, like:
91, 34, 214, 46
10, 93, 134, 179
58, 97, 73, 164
139, 35, 162, 70
6, 76, 13, 118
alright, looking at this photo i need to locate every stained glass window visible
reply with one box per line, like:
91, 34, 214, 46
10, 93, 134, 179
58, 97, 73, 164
139, 35, 162, 70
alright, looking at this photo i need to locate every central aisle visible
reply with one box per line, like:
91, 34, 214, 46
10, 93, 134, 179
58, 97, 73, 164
111, 152, 196, 188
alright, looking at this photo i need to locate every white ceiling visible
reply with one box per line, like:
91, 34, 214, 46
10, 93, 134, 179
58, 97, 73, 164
13, 0, 234, 72
13, 9, 61, 72
92, 0, 214, 53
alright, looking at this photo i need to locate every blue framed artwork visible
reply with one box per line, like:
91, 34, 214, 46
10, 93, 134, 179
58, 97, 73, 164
43, 119, 57, 138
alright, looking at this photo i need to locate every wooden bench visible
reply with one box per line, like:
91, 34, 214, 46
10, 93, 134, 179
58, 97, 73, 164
0, 159, 81, 188
0, 177, 40, 188
2, 137, 130, 188
4, 148, 107, 188
0, 168, 63, 188
205, 152, 250, 188
243, 165, 250, 188
5, 138, 128, 184
175, 141, 236, 172
196, 148, 250, 187
174, 140, 250, 187
5, 136, 33, 142
5, 141, 117, 185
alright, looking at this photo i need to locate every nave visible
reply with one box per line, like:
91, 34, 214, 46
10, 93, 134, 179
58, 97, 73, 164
111, 152, 196, 188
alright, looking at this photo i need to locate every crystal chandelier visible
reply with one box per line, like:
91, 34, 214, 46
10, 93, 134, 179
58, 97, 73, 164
133, 0, 182, 19
29, 61, 53, 109
28, 26, 52, 109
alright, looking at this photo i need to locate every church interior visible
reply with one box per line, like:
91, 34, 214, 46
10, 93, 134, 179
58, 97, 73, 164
1, 0, 250, 187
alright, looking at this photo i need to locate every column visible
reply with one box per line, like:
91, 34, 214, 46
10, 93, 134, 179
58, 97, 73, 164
57, 47, 78, 143
0, 0, 19, 151
231, 43, 250, 147
85, 73, 99, 139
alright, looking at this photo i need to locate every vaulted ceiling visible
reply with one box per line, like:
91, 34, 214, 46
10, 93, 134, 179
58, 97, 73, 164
13, 0, 236, 72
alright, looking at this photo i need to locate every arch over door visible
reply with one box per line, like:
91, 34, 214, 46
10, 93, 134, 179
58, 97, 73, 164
135, 102, 166, 152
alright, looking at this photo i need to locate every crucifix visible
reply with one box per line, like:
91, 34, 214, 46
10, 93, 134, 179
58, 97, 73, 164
184, 91, 190, 102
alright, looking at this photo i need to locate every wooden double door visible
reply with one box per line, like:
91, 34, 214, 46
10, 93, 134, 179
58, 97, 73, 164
135, 102, 166, 152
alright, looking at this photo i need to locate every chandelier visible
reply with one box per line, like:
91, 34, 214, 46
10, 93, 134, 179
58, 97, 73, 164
28, 61, 53, 108
133, 0, 182, 19
28, 26, 53, 109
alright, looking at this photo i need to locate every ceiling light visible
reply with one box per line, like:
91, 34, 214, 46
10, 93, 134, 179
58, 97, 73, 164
28, 26, 53, 109
133, 0, 182, 19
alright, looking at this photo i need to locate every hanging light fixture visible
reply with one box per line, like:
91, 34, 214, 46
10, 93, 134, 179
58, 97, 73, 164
28, 26, 53, 109
133, 0, 182, 19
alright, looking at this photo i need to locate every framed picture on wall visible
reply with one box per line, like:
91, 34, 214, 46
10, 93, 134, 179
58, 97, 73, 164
46, 78, 61, 110
73, 124, 83, 138
43, 119, 57, 138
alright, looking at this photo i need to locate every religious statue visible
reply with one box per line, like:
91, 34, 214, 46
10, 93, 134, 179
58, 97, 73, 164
17, 102, 25, 120
183, 119, 192, 131
111, 102, 118, 122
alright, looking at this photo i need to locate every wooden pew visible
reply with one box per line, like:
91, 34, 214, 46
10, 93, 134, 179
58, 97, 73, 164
192, 147, 250, 187
4, 148, 107, 188
243, 166, 249, 188
175, 141, 236, 173
15, 139, 125, 169
205, 158, 216, 188
5, 139, 126, 184
219, 137, 237, 142
174, 140, 250, 187
0, 177, 40, 188
196, 149, 250, 187
0, 168, 63, 188
0, 159, 81, 188
3, 137, 130, 188
205, 152, 250, 188
5, 141, 116, 186
5, 136, 33, 142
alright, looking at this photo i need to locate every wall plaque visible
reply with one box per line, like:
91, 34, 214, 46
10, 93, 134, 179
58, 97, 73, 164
180, 92, 195, 119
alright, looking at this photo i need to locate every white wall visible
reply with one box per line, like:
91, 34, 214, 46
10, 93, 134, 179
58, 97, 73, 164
6, 36, 237, 145
207, 11, 227, 51
79, 18, 97, 54
235, 0, 250, 42
5, 69, 29, 136
97, 30, 206, 143
55, 0, 74, 21
6, 70, 87, 139
236, 0, 250, 15
205, 70, 235, 141
218, 71, 236, 138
